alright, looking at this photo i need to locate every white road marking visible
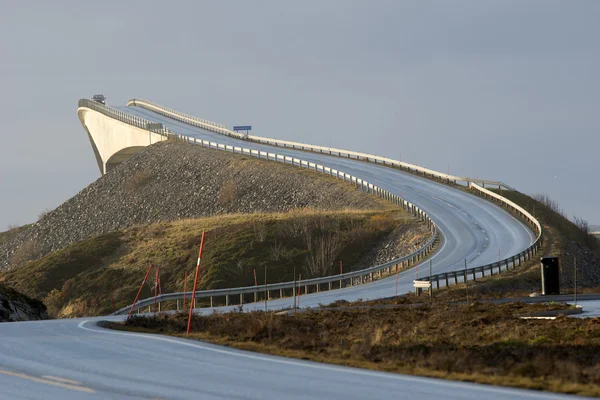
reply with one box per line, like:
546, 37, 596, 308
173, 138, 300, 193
0, 369, 95, 393
42, 375, 82, 385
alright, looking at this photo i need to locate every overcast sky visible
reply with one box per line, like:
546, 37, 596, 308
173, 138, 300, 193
0, 0, 598, 230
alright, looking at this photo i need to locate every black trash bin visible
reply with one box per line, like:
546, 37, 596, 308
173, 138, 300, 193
540, 257, 560, 295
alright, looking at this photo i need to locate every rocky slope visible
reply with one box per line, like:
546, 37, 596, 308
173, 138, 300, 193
1, 141, 386, 270
0, 284, 47, 322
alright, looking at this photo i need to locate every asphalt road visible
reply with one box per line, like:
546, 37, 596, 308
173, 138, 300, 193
0, 317, 582, 400
0, 103, 549, 399
119, 105, 535, 277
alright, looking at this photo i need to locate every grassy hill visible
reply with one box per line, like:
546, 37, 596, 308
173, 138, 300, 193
1, 209, 429, 317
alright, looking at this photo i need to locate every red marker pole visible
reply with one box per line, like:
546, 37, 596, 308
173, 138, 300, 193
127, 265, 153, 320
253, 268, 258, 287
187, 231, 206, 336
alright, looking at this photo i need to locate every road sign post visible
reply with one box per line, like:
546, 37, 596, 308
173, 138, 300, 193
233, 125, 252, 139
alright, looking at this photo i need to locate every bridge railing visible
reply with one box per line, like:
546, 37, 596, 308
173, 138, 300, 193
414, 182, 543, 291
112, 133, 439, 315
128, 98, 227, 129
126, 98, 515, 190
88, 97, 544, 310
78, 99, 170, 136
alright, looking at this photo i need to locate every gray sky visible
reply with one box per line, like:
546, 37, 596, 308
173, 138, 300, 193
1, 0, 598, 230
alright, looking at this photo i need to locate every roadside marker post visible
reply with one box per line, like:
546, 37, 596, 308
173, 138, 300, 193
127, 265, 153, 320
254, 268, 258, 302
187, 232, 206, 336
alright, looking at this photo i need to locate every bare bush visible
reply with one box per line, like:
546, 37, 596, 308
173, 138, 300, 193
573, 216, 590, 234
305, 232, 341, 277
270, 239, 284, 261
252, 222, 267, 243
223, 259, 248, 282
38, 208, 52, 221
217, 180, 238, 205
533, 193, 566, 218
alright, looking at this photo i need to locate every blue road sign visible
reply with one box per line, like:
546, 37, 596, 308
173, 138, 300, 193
233, 126, 252, 131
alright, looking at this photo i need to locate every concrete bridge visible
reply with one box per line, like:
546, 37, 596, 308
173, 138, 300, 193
77, 98, 168, 174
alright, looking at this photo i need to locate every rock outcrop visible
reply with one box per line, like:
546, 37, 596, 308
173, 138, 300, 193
0, 284, 47, 322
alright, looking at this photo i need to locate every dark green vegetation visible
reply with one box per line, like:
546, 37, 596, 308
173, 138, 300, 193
1, 209, 428, 318
112, 301, 599, 396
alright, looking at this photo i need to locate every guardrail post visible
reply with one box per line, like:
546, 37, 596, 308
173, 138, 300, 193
497, 262, 501, 274
329, 281, 332, 290
158, 302, 162, 312
176, 299, 181, 311
489, 265, 494, 276
453, 272, 458, 284
210, 297, 213, 308
481, 267, 485, 277
435, 276, 440, 289
240, 293, 243, 305
280, 288, 283, 298
472, 269, 476, 281
226, 295, 229, 306
444, 273, 449, 287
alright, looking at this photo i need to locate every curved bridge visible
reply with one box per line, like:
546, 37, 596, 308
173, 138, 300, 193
78, 96, 540, 312
0, 97, 551, 400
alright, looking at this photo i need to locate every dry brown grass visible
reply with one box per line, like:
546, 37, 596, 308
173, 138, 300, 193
4, 209, 421, 318
113, 301, 600, 396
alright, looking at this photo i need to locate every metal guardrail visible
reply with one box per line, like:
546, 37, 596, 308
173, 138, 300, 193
414, 182, 543, 289
84, 96, 543, 311
127, 98, 227, 129
111, 133, 438, 315
126, 98, 515, 190
78, 99, 170, 136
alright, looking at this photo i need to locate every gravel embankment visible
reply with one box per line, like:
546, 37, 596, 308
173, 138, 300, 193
1, 141, 386, 269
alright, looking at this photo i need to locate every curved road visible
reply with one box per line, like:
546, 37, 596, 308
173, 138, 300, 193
0, 103, 550, 399
0, 317, 579, 399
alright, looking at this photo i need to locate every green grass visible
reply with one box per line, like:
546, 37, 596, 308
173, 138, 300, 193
2, 209, 426, 317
